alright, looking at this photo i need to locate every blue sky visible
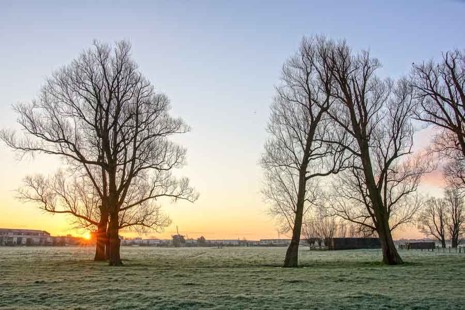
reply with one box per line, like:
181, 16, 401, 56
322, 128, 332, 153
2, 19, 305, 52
0, 0, 464, 239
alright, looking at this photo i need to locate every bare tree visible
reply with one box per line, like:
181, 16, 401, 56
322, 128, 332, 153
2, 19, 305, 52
411, 50, 465, 159
306, 206, 338, 240
418, 188, 465, 248
1, 41, 197, 265
322, 41, 428, 264
302, 206, 338, 249
303, 208, 371, 250
417, 197, 447, 248
261, 37, 347, 267
444, 187, 465, 247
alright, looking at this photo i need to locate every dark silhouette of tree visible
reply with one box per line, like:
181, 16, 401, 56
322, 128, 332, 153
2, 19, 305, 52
417, 197, 447, 248
261, 37, 348, 267
322, 41, 427, 264
411, 50, 465, 160
411, 49, 465, 249
0, 41, 197, 265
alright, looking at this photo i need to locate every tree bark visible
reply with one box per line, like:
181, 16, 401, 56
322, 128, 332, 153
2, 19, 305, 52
283, 167, 308, 268
283, 206, 303, 267
105, 232, 111, 260
94, 231, 107, 261
108, 213, 123, 266
376, 217, 403, 265
359, 140, 403, 265
94, 210, 108, 261
441, 239, 446, 248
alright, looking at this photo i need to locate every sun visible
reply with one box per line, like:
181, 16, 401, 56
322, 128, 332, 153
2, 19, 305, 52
83, 232, 92, 240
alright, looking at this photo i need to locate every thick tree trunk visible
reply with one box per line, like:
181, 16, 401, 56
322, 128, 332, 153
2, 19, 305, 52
283, 168, 307, 268
358, 140, 403, 265
94, 232, 107, 261
441, 239, 446, 248
94, 211, 108, 261
284, 241, 299, 267
284, 221, 302, 268
105, 232, 111, 260
377, 220, 403, 265
452, 237, 458, 248
108, 213, 123, 266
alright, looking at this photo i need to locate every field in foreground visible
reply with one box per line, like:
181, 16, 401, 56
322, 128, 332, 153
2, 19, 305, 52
0, 247, 464, 309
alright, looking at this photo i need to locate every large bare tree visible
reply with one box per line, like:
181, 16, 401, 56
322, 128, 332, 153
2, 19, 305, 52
261, 37, 347, 267
322, 41, 428, 264
1, 41, 197, 265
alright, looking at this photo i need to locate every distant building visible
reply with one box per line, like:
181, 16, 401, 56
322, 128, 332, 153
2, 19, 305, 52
121, 238, 170, 246
0, 228, 52, 246
404, 241, 435, 250
208, 239, 241, 246
259, 239, 291, 246
325, 237, 381, 250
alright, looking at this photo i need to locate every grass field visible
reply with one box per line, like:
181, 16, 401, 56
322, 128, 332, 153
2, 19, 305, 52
0, 246, 464, 309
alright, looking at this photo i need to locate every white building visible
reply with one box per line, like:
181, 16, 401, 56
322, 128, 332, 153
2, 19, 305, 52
0, 228, 52, 246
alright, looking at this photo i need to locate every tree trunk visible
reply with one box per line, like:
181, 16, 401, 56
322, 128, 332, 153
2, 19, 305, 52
358, 140, 403, 265
284, 232, 301, 268
371, 201, 403, 265
283, 169, 307, 268
108, 213, 123, 266
377, 220, 403, 265
452, 237, 458, 248
94, 232, 107, 261
105, 232, 110, 260
441, 238, 446, 248
94, 211, 108, 261
370, 193, 403, 265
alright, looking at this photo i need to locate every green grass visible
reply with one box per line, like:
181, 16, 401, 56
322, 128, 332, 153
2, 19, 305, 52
0, 247, 464, 309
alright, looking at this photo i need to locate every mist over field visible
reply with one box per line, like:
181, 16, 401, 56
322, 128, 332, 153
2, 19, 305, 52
1, 247, 464, 309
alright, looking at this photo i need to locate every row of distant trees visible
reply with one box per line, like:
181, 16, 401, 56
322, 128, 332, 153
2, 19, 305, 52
261, 36, 465, 267
418, 188, 465, 248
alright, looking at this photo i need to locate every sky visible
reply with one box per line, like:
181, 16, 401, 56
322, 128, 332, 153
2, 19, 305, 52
0, 0, 464, 240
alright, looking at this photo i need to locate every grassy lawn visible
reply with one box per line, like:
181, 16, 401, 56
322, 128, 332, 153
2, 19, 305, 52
0, 246, 464, 309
